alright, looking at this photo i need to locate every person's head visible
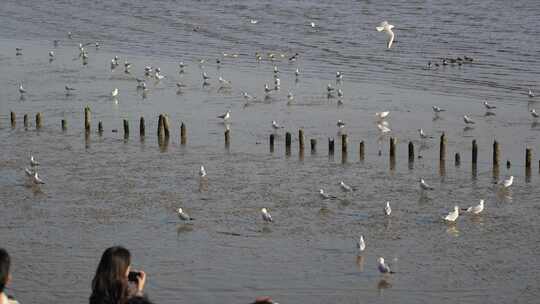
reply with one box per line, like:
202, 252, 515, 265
0, 248, 11, 294
90, 246, 132, 304
126, 296, 154, 304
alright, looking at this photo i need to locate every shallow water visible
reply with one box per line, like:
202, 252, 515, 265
0, 0, 539, 303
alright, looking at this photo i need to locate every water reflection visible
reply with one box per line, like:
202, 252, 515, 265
355, 255, 364, 272
377, 278, 392, 294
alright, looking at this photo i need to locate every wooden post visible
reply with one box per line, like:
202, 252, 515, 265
61, 119, 67, 131
328, 138, 334, 155
10, 112, 16, 128
157, 115, 164, 138
492, 140, 500, 179
224, 128, 230, 147
310, 139, 316, 154
285, 132, 292, 155
269, 134, 275, 153
180, 122, 186, 145
139, 117, 145, 137
35, 113, 42, 129
389, 137, 396, 161
98, 121, 103, 135
506, 160, 511, 169
341, 134, 348, 154
123, 119, 129, 138
84, 106, 91, 133
163, 115, 170, 138
408, 141, 414, 163
298, 129, 304, 152
526, 147, 532, 182
455, 153, 461, 167
23, 114, 28, 129
472, 140, 478, 165
439, 133, 446, 162
359, 141, 365, 161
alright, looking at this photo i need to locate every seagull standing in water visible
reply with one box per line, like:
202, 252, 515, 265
24, 167, 34, 177
376, 21, 395, 49
272, 120, 284, 130
339, 181, 353, 192
377, 123, 391, 134
432, 106, 445, 113
32, 172, 45, 185
483, 101, 496, 110
218, 110, 231, 121
261, 208, 273, 223
498, 176, 513, 188
111, 88, 119, 98
337, 120, 346, 129
528, 88, 535, 98
30, 155, 40, 167
384, 201, 391, 216
378, 257, 394, 274
357, 235, 366, 253
19, 83, 26, 95
463, 199, 484, 215
531, 109, 539, 118
463, 115, 475, 124
319, 189, 336, 199
199, 165, 207, 178
443, 206, 460, 222
419, 178, 434, 190
375, 111, 390, 120
418, 129, 429, 139
177, 208, 193, 221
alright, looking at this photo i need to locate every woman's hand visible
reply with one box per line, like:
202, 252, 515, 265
136, 271, 146, 295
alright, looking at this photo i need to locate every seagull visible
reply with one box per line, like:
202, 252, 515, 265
218, 76, 232, 88
337, 89, 344, 98
19, 83, 26, 95
242, 91, 255, 101
32, 172, 45, 184
498, 176, 513, 188
274, 78, 280, 90
261, 208, 273, 223
443, 206, 460, 222
463, 199, 484, 215
48, 51, 55, 59
124, 61, 132, 73
375, 111, 390, 120
327, 83, 335, 93
463, 115, 475, 124
30, 155, 39, 167
483, 101, 496, 110
65, 85, 76, 94
310, 21, 317, 28
199, 165, 207, 178
528, 88, 535, 98
378, 257, 394, 274
419, 178, 434, 190
377, 123, 391, 134
384, 201, 391, 216
289, 53, 299, 62
287, 91, 294, 103
339, 181, 353, 192
273, 66, 279, 74
111, 88, 119, 98
177, 208, 193, 221
217, 110, 231, 121
272, 120, 284, 130
336, 71, 343, 81
418, 128, 430, 139
264, 84, 272, 94
295, 68, 300, 77
376, 21, 395, 49
531, 109, 539, 118
432, 106, 445, 113
337, 120, 346, 129
357, 235, 366, 253
319, 189, 336, 199
24, 167, 34, 177
250, 19, 259, 24
202, 72, 210, 82
155, 71, 165, 80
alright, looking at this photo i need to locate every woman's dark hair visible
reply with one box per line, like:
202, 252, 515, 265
0, 248, 10, 293
90, 246, 131, 304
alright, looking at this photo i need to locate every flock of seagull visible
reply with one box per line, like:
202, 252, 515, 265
12, 19, 531, 279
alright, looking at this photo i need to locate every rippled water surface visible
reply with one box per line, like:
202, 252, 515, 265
0, 0, 539, 303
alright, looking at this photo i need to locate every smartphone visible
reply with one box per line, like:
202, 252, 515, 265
128, 271, 141, 282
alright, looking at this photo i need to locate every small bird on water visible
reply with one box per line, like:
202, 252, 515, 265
378, 257, 394, 274
261, 208, 273, 223
419, 178, 434, 190
376, 21, 395, 49
199, 165, 207, 178
483, 101, 496, 110
357, 235, 366, 253
443, 206, 460, 222
217, 110, 231, 121
384, 201, 391, 216
177, 208, 193, 221
463, 115, 475, 124
462, 199, 484, 215
531, 109, 539, 118
32, 172, 45, 185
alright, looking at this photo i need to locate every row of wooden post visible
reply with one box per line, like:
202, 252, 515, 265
5, 110, 538, 175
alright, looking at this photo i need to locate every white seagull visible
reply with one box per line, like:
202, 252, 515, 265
261, 208, 273, 223
199, 165, 207, 178
377, 123, 391, 134
376, 21, 395, 49
32, 172, 45, 184
432, 106, 445, 113
499, 176, 513, 188
375, 111, 390, 120
528, 88, 535, 98
24, 167, 34, 177
30, 155, 40, 166
357, 235, 366, 253
217, 110, 231, 121
218, 76, 232, 88
319, 189, 336, 199
339, 181, 353, 192
483, 101, 496, 110
111, 88, 119, 98
443, 206, 460, 222
272, 120, 284, 130
295, 68, 300, 77
419, 178, 434, 190
336, 71, 343, 81
287, 91, 294, 103
19, 83, 26, 95
337, 120, 346, 129
530, 109, 539, 118
463, 199, 484, 215
378, 257, 393, 274
463, 115, 475, 124
177, 208, 193, 221
384, 201, 391, 216
418, 128, 429, 139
